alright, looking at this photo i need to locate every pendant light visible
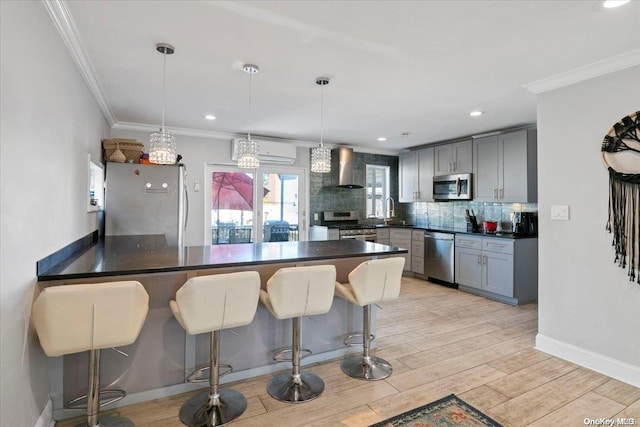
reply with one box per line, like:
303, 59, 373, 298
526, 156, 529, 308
311, 77, 331, 173
236, 64, 260, 169
149, 43, 177, 165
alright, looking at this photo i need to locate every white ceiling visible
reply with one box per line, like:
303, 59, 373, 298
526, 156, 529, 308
58, 0, 640, 153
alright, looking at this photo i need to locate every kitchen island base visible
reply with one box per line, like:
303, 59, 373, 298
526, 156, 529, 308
44, 257, 381, 421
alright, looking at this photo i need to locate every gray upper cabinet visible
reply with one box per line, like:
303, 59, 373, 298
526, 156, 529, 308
399, 147, 434, 202
399, 151, 418, 202
473, 135, 500, 201
473, 129, 537, 203
434, 140, 473, 175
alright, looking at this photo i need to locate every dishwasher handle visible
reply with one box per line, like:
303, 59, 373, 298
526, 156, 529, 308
424, 232, 454, 241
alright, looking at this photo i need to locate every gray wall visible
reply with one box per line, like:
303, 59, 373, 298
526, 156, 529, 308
536, 65, 640, 386
0, 2, 110, 425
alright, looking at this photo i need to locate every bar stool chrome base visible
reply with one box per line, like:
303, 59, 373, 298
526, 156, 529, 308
65, 389, 126, 410
267, 372, 325, 403
186, 364, 232, 383
341, 354, 392, 381
76, 415, 134, 427
179, 389, 247, 427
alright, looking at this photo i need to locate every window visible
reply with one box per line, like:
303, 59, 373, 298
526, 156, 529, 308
87, 155, 104, 212
366, 165, 390, 219
205, 164, 305, 244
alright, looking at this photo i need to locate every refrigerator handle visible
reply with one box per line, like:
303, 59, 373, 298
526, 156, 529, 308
183, 183, 189, 232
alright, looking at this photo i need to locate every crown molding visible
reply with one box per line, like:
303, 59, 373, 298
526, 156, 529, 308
113, 121, 239, 141
113, 121, 319, 147
523, 49, 640, 94
42, 0, 117, 126
112, 122, 400, 156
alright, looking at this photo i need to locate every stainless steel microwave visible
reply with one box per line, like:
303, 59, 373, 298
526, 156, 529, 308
433, 173, 472, 201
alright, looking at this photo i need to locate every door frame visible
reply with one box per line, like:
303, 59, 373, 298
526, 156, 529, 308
204, 164, 308, 244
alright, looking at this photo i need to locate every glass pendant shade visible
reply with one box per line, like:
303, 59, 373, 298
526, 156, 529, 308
150, 43, 177, 165
149, 128, 176, 164
311, 145, 331, 173
236, 136, 260, 169
311, 77, 331, 173
238, 64, 260, 169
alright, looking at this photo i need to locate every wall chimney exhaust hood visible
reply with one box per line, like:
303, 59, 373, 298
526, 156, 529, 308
331, 147, 363, 189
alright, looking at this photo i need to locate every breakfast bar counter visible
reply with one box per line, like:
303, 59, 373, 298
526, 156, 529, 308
37, 235, 406, 281
38, 236, 407, 420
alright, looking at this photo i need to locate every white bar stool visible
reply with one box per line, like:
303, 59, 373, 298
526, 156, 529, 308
260, 265, 336, 403
31, 281, 149, 427
335, 257, 404, 381
170, 271, 260, 426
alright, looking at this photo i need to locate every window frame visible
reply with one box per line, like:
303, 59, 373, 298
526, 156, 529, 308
366, 164, 390, 219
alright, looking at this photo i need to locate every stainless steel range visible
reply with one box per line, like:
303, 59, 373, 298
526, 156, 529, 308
309, 211, 377, 242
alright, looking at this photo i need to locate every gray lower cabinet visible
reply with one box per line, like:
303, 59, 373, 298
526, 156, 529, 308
390, 228, 412, 272
411, 229, 425, 275
455, 234, 538, 305
376, 228, 390, 245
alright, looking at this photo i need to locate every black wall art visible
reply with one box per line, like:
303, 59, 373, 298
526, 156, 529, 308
601, 111, 640, 284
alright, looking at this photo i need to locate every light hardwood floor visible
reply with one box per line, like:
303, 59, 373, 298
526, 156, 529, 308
56, 277, 640, 427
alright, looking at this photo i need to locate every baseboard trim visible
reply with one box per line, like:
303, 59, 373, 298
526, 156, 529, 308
35, 398, 54, 427
535, 333, 640, 388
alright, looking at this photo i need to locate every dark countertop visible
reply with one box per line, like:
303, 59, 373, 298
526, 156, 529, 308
379, 225, 537, 239
37, 235, 408, 281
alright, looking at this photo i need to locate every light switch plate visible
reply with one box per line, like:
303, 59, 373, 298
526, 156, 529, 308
551, 205, 569, 221
194, 181, 200, 192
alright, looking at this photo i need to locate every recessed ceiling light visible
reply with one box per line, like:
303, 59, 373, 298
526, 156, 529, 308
603, 0, 630, 8
377, 137, 387, 142
469, 111, 484, 117
204, 114, 216, 120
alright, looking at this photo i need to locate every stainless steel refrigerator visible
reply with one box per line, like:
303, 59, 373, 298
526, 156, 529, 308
105, 162, 187, 246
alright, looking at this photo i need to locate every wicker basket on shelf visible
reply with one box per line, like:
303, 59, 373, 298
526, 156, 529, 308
102, 139, 144, 163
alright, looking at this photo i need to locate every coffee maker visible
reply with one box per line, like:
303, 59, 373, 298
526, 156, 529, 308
512, 212, 537, 236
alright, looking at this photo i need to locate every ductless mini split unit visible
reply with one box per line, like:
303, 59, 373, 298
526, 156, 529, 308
231, 139, 297, 164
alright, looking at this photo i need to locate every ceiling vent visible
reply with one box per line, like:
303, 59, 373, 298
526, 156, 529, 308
231, 139, 296, 165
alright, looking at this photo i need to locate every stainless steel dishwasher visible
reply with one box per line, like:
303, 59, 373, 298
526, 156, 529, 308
424, 231, 455, 286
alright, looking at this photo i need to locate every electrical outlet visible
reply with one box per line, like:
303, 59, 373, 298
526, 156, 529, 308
551, 205, 569, 221
314, 213, 319, 221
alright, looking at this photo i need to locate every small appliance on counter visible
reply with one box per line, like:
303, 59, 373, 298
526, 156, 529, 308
512, 212, 537, 236
483, 220, 498, 234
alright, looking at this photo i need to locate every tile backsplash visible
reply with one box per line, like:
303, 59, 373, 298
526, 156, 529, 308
309, 151, 399, 225
407, 201, 538, 231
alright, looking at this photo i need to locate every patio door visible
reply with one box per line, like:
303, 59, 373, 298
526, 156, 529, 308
205, 165, 306, 244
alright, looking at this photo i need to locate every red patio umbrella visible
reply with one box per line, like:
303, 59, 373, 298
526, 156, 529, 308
211, 172, 269, 211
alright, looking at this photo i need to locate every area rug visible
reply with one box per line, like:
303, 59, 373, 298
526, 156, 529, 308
370, 394, 503, 427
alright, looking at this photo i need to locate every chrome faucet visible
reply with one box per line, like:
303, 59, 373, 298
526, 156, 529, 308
423, 211, 430, 228
385, 197, 395, 224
